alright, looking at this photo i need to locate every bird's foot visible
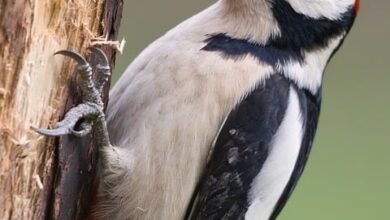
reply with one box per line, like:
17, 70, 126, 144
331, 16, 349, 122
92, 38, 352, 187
31, 47, 111, 147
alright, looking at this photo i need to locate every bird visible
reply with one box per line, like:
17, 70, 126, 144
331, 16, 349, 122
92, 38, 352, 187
33, 0, 359, 219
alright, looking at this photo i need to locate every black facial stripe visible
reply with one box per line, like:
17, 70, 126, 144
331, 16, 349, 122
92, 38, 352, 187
270, 0, 356, 51
203, 33, 304, 66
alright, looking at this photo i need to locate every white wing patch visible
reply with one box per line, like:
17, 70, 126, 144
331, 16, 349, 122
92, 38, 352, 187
245, 87, 303, 220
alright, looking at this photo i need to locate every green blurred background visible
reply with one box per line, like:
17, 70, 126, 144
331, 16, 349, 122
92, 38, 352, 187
113, 1, 390, 219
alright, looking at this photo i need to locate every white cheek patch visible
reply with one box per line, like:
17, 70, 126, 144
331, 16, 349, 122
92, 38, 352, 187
285, 0, 355, 20
245, 87, 303, 220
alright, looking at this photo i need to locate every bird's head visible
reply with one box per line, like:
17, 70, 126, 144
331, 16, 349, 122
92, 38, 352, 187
213, 0, 359, 93
222, 0, 359, 49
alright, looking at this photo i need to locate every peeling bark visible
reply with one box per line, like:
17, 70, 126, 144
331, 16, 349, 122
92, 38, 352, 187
0, 0, 123, 219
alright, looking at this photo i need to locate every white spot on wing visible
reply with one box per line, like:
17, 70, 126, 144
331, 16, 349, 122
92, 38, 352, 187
245, 87, 303, 220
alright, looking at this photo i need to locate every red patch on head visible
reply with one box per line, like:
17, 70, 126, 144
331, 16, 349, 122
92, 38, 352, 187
354, 0, 360, 14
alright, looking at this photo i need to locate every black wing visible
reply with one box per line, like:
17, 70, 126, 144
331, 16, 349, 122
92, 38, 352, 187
186, 73, 321, 220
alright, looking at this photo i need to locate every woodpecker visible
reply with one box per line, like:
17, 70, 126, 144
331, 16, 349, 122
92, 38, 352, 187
33, 0, 359, 219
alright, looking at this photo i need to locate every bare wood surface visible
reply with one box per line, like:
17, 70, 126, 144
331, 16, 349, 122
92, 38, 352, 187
0, 0, 123, 219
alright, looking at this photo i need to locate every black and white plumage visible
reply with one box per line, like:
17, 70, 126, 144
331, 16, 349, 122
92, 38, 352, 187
101, 0, 358, 219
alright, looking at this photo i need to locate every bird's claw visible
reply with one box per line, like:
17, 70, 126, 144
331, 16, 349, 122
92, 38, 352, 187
31, 48, 111, 142
32, 126, 72, 137
89, 47, 111, 92
31, 102, 101, 137
54, 48, 111, 94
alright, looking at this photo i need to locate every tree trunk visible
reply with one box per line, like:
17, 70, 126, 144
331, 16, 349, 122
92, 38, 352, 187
0, 0, 123, 219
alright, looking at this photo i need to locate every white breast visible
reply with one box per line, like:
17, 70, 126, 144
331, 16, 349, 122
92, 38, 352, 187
245, 87, 304, 220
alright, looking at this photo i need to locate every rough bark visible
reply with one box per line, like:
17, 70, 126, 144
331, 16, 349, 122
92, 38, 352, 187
0, 0, 123, 219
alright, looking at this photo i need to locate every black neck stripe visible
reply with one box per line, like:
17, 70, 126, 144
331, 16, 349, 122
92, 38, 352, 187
203, 33, 304, 67
270, 0, 356, 51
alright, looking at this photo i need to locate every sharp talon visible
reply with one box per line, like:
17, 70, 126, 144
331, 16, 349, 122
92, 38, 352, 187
54, 50, 89, 66
31, 126, 71, 137
89, 47, 109, 67
89, 47, 111, 91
